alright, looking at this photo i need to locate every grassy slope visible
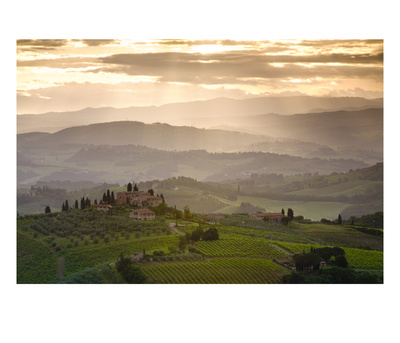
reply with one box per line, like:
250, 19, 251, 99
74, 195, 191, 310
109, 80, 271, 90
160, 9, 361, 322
17, 215, 383, 284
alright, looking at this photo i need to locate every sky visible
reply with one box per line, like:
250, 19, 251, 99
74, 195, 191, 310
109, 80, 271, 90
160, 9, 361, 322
16, 38, 384, 114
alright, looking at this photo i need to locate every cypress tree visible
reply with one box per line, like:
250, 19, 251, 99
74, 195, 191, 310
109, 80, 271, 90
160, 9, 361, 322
127, 183, 132, 192
134, 184, 138, 191
80, 197, 85, 210
65, 199, 69, 211
107, 189, 111, 203
338, 214, 342, 225
103, 193, 107, 203
75, 200, 79, 209
111, 191, 115, 204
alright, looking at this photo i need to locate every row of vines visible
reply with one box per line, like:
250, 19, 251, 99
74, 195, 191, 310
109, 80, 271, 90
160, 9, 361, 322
142, 258, 287, 284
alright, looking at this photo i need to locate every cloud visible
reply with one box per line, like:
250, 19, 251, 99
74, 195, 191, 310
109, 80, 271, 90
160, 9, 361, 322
17, 56, 98, 68
97, 51, 383, 84
80, 39, 120, 46
17, 39, 69, 51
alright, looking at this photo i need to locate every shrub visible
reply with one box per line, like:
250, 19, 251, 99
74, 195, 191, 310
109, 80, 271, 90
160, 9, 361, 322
202, 227, 219, 241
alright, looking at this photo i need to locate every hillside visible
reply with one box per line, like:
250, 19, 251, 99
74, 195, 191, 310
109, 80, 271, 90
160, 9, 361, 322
17, 96, 383, 134
17, 136, 369, 187
194, 108, 383, 151
19, 121, 269, 153
18, 163, 382, 220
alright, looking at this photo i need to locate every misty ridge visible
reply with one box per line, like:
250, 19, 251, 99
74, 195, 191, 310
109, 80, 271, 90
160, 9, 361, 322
17, 95, 383, 134
17, 95, 383, 219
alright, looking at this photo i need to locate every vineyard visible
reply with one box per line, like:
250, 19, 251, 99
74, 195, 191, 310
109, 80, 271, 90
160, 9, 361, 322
16, 207, 384, 283
195, 233, 287, 258
142, 258, 287, 284
17, 232, 57, 283
275, 241, 383, 270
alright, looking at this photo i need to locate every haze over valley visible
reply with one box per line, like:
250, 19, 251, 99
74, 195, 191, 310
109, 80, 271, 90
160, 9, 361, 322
17, 39, 384, 235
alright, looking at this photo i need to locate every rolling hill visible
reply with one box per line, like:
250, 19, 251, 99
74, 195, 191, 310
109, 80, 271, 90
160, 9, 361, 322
17, 96, 383, 134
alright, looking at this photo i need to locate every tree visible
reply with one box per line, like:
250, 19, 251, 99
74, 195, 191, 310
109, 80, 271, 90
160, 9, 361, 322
111, 191, 115, 204
287, 208, 294, 220
121, 264, 147, 283
106, 189, 111, 203
292, 253, 321, 271
103, 192, 107, 203
190, 227, 204, 242
183, 205, 191, 219
338, 214, 342, 225
65, 199, 69, 211
148, 189, 154, 196
281, 208, 285, 216
133, 184, 139, 191
127, 183, 132, 192
74, 200, 79, 209
202, 227, 219, 241
45, 206, 51, 214
80, 197, 86, 210
333, 255, 348, 268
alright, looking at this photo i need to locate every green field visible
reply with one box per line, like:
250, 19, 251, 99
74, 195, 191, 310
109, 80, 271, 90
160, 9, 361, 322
16, 208, 383, 284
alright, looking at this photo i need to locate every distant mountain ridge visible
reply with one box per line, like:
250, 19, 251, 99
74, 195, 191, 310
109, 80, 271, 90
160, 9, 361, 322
17, 96, 383, 134
18, 121, 270, 152
18, 107, 383, 160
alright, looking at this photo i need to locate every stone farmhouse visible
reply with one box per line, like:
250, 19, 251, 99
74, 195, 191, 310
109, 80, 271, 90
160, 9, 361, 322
93, 204, 112, 212
116, 191, 163, 208
130, 208, 156, 220
250, 212, 284, 224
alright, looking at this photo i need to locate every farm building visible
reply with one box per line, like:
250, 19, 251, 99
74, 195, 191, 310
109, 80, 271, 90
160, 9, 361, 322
130, 209, 156, 220
93, 204, 112, 212
250, 212, 284, 224
116, 191, 163, 208
131, 252, 144, 262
